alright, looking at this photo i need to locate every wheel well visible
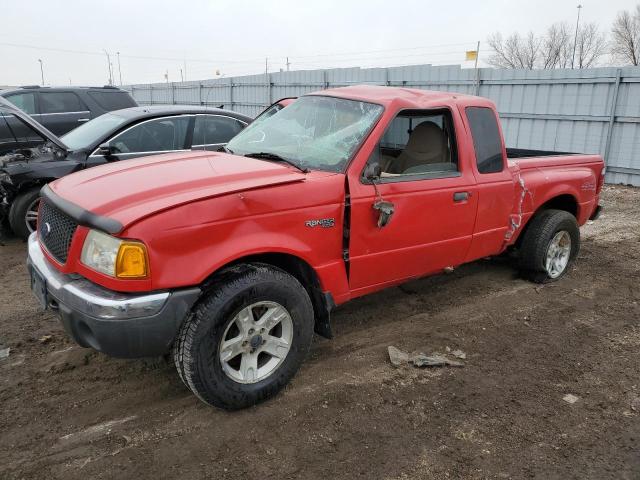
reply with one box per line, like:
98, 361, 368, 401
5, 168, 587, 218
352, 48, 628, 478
539, 194, 578, 217
514, 194, 578, 249
206, 253, 334, 339
16, 179, 50, 195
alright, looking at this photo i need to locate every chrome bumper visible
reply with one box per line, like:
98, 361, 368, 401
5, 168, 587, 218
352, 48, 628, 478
27, 233, 169, 319
27, 233, 201, 357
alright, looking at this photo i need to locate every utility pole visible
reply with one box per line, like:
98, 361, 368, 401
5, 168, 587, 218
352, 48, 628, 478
183, 59, 187, 82
103, 50, 113, 85
180, 68, 184, 82
165, 70, 169, 83
286, 57, 290, 72
117, 52, 123, 86
571, 4, 583, 69
38, 59, 44, 86
265, 57, 268, 75
474, 41, 481, 95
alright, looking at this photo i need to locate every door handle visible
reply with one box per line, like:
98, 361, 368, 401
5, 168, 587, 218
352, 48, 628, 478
78, 118, 90, 123
453, 191, 470, 202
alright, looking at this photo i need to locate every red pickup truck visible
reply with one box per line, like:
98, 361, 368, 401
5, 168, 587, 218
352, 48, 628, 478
28, 86, 604, 409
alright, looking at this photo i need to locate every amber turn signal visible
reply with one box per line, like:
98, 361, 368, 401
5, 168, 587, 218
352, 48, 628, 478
115, 242, 148, 278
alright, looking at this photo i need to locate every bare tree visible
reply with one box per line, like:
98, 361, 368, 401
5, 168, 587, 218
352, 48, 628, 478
575, 22, 607, 68
488, 21, 606, 70
540, 22, 572, 69
487, 32, 541, 69
611, 5, 640, 65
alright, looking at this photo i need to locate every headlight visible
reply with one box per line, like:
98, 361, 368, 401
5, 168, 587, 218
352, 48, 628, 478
80, 229, 148, 278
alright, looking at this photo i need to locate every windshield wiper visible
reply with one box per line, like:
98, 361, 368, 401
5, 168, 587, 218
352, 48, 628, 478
244, 152, 309, 173
220, 145, 234, 154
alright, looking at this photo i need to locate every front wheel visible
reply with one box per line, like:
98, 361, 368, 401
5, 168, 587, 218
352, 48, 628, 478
8, 187, 41, 240
173, 263, 314, 409
518, 209, 580, 283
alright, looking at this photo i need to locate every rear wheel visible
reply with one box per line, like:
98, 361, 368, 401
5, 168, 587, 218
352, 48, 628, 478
8, 187, 41, 240
518, 209, 580, 283
173, 263, 314, 409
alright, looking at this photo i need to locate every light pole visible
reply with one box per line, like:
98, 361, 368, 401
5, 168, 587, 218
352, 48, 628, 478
38, 59, 44, 86
571, 4, 583, 69
117, 52, 123, 86
103, 50, 113, 85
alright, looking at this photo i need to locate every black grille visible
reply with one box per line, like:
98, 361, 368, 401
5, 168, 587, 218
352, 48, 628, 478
39, 200, 78, 264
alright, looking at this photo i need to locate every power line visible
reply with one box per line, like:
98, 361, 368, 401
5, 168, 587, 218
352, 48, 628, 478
0, 41, 261, 64
0, 39, 481, 85
0, 40, 478, 66
288, 42, 475, 60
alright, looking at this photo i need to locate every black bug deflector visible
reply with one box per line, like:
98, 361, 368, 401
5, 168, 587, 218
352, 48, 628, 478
40, 184, 123, 234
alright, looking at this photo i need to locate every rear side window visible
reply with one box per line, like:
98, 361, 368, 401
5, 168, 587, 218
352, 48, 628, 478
5, 93, 37, 115
88, 91, 137, 111
466, 107, 504, 174
192, 115, 245, 146
40, 92, 86, 114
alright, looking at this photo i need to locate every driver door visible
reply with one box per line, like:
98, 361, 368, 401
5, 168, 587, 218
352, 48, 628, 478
347, 108, 478, 294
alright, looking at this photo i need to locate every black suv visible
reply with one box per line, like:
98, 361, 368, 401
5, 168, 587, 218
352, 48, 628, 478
1, 86, 137, 137
0, 100, 252, 239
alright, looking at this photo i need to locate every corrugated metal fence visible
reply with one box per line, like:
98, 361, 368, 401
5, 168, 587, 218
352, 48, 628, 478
125, 65, 640, 186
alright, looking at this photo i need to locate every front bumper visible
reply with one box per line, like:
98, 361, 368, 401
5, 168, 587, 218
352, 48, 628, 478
27, 233, 200, 358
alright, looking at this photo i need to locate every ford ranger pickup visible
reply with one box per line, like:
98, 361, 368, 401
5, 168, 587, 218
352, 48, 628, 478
27, 86, 604, 409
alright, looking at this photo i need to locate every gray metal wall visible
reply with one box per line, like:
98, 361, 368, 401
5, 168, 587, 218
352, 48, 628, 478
125, 65, 640, 186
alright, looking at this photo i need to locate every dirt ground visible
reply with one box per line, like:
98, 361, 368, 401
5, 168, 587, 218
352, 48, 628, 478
0, 185, 639, 480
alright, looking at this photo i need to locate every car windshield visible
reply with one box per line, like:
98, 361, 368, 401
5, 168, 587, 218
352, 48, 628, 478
61, 112, 129, 150
226, 96, 383, 172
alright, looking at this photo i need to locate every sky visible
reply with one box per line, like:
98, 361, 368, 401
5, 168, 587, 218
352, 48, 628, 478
0, 0, 636, 87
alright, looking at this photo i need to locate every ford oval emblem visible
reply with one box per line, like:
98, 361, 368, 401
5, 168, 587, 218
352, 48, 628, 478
41, 222, 51, 238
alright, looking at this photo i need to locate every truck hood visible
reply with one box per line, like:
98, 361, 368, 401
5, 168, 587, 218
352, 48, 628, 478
49, 151, 307, 232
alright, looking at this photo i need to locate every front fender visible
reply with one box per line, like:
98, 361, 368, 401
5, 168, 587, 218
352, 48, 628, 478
121, 177, 348, 295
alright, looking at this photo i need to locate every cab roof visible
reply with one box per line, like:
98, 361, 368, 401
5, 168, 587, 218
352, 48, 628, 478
308, 85, 489, 110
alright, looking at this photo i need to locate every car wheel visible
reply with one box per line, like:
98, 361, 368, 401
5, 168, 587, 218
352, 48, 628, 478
8, 187, 41, 240
173, 263, 314, 409
518, 209, 580, 284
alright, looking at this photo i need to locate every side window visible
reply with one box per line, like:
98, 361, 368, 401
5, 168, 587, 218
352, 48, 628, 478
0, 113, 18, 151
88, 91, 137, 111
253, 103, 284, 125
109, 116, 190, 154
371, 110, 458, 179
192, 115, 245, 146
2, 113, 44, 144
5, 93, 37, 115
0, 112, 45, 154
40, 92, 86, 114
466, 107, 504, 174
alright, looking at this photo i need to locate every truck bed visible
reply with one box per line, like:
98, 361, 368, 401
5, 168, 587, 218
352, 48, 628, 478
506, 148, 574, 159
507, 148, 603, 171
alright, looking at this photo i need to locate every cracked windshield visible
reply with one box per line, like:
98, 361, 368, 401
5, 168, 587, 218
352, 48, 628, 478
226, 95, 383, 172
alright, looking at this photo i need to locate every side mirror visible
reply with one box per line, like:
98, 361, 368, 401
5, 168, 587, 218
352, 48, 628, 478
97, 142, 115, 158
362, 162, 382, 183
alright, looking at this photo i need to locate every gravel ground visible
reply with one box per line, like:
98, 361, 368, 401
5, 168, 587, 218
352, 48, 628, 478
0, 185, 638, 480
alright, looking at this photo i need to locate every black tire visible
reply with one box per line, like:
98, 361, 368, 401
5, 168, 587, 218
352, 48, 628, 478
518, 209, 580, 284
8, 187, 41, 240
173, 263, 314, 409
